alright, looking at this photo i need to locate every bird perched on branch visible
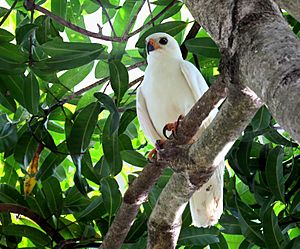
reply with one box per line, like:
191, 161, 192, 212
136, 32, 224, 227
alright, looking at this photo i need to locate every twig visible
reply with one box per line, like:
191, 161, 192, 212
28, 10, 34, 66
123, 0, 146, 37
128, 75, 144, 88
180, 22, 201, 59
100, 78, 227, 249
34, 4, 125, 42
0, 0, 18, 27
147, 0, 155, 27
0, 203, 64, 243
129, 0, 177, 37
32, 0, 175, 42
96, 0, 117, 36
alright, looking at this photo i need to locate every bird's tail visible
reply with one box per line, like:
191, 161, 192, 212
189, 162, 225, 228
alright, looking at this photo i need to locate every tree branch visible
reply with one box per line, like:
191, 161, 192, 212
147, 85, 262, 248
275, 0, 300, 23
180, 22, 201, 59
0, 203, 64, 243
100, 77, 227, 249
96, 0, 117, 36
0, 0, 18, 27
185, 0, 300, 143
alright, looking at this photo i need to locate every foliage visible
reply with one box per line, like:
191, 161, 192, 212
0, 0, 299, 248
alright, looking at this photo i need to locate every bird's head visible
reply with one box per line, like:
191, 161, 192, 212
145, 33, 182, 63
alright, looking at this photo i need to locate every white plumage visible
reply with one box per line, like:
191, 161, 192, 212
136, 32, 224, 227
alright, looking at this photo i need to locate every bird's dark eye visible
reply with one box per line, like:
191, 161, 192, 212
159, 37, 168, 45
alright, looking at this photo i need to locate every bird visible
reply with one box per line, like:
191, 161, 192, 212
136, 32, 224, 227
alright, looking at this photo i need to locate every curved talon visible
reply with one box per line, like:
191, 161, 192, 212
163, 114, 184, 139
147, 140, 165, 161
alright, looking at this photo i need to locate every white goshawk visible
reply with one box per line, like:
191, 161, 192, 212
136, 32, 224, 227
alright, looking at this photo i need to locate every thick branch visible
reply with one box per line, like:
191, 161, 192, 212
275, 0, 300, 23
0, 203, 64, 243
100, 79, 226, 249
147, 85, 262, 248
185, 0, 300, 143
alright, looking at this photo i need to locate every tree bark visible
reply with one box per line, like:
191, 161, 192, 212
185, 0, 300, 143
147, 85, 261, 248
276, 0, 300, 23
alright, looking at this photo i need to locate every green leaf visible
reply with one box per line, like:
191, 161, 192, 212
35, 15, 61, 45
264, 128, 298, 147
185, 37, 220, 58
1, 162, 18, 187
0, 114, 17, 153
23, 72, 40, 115
64, 186, 91, 211
77, 196, 104, 222
0, 81, 16, 112
94, 92, 120, 133
121, 150, 147, 167
211, 233, 229, 249
14, 131, 38, 166
42, 176, 63, 217
102, 115, 122, 175
36, 142, 68, 181
0, 184, 24, 204
219, 214, 242, 235
0, 74, 25, 106
0, 43, 27, 74
136, 21, 188, 48
109, 60, 129, 103
178, 227, 219, 246
36, 41, 104, 71
101, 177, 122, 225
235, 198, 265, 247
266, 146, 285, 202
251, 105, 271, 131
16, 24, 38, 45
95, 60, 110, 79
0, 28, 14, 42
26, 188, 51, 219
263, 206, 288, 249
51, 0, 67, 32
2, 224, 51, 246
67, 102, 102, 155
119, 109, 136, 134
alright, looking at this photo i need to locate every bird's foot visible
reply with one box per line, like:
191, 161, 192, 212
163, 114, 184, 139
147, 139, 165, 162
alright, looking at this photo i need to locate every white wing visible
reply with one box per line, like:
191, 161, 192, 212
136, 87, 161, 144
180, 60, 224, 228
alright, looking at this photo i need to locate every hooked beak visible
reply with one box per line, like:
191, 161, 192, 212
146, 38, 160, 54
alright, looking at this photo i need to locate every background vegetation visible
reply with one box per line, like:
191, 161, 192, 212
0, 0, 300, 248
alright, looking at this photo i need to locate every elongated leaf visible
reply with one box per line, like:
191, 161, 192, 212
0, 74, 25, 106
109, 60, 129, 103
102, 115, 122, 175
0, 28, 14, 42
219, 214, 242, 235
16, 24, 38, 45
36, 142, 68, 181
101, 177, 122, 225
185, 37, 220, 58
95, 60, 109, 79
136, 21, 188, 48
1, 162, 18, 186
0, 114, 17, 153
42, 176, 63, 217
210, 233, 229, 249
67, 102, 102, 155
263, 206, 287, 249
26, 188, 51, 219
36, 41, 104, 71
3, 224, 51, 246
23, 72, 40, 115
266, 146, 285, 202
264, 128, 298, 147
0, 184, 24, 204
119, 109, 136, 134
77, 196, 104, 221
178, 227, 219, 246
0, 81, 16, 112
51, 0, 67, 31
94, 92, 120, 133
121, 150, 147, 167
251, 105, 271, 131
236, 198, 265, 247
